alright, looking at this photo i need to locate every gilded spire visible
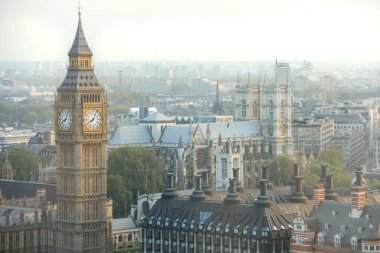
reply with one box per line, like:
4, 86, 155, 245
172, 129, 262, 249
68, 11, 92, 56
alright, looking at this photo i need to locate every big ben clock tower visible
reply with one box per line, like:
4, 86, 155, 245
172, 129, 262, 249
55, 11, 111, 253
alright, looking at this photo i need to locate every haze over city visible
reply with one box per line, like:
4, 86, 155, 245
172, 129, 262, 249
1, 0, 380, 61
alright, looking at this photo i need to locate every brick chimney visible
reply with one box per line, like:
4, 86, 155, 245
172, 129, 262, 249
351, 166, 367, 218
313, 184, 325, 208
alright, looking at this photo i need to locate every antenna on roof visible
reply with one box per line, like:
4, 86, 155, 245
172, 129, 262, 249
78, 0, 82, 16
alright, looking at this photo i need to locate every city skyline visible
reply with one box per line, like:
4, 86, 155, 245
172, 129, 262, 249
0, 0, 379, 62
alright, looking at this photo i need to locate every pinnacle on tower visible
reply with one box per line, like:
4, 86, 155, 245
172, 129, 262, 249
68, 11, 92, 56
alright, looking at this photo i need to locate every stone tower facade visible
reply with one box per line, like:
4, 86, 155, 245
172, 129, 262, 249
235, 62, 293, 156
55, 11, 111, 253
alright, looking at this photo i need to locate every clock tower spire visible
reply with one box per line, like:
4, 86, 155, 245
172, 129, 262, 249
55, 10, 112, 253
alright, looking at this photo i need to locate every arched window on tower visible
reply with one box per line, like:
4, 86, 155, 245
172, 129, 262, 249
269, 99, 274, 121
252, 100, 257, 119
241, 99, 247, 118
280, 99, 286, 120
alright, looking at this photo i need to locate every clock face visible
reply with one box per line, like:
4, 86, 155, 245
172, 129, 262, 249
280, 126, 287, 136
85, 109, 102, 130
59, 109, 72, 130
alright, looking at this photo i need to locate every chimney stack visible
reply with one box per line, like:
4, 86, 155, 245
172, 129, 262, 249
224, 178, 240, 204
190, 175, 206, 201
233, 168, 244, 193
161, 173, 179, 199
290, 165, 308, 203
351, 166, 367, 218
256, 164, 271, 207
325, 175, 338, 201
320, 164, 328, 185
313, 184, 325, 208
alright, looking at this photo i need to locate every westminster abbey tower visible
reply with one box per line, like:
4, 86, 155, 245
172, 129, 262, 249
55, 11, 111, 253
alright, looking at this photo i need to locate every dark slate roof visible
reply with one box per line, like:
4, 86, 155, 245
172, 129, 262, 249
314, 113, 364, 124
59, 70, 102, 89
68, 13, 92, 56
0, 180, 56, 202
308, 201, 380, 244
113, 216, 138, 231
144, 198, 299, 239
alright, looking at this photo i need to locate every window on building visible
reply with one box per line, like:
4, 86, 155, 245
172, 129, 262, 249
334, 235, 341, 248
280, 99, 286, 120
241, 99, 247, 118
317, 234, 324, 246
351, 237, 357, 250
128, 234, 132, 241
221, 158, 227, 179
252, 100, 258, 118
118, 235, 123, 242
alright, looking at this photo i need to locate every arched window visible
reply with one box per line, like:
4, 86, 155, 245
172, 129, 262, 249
241, 99, 247, 118
334, 235, 341, 248
351, 237, 357, 250
118, 234, 123, 242
128, 234, 132, 241
280, 99, 286, 120
269, 99, 274, 120
252, 100, 257, 118
318, 233, 324, 246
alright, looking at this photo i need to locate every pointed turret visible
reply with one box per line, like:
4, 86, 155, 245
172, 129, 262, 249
218, 133, 223, 146
59, 11, 101, 89
178, 135, 184, 148
68, 11, 92, 57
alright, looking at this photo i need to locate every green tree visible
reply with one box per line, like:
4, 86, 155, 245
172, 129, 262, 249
302, 147, 352, 188
367, 179, 380, 191
8, 145, 39, 181
108, 146, 165, 216
269, 155, 293, 186
108, 175, 128, 215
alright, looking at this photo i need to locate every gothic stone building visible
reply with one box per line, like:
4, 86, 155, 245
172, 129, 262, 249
110, 63, 293, 191
54, 10, 112, 253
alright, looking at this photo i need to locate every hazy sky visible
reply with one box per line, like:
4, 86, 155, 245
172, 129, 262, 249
0, 0, 379, 61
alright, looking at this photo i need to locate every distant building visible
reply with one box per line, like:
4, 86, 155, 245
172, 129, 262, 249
292, 118, 334, 157
332, 129, 365, 171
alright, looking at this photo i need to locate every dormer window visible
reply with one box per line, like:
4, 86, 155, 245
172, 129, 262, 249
318, 233, 324, 246
325, 224, 329, 229
351, 237, 357, 250
331, 211, 336, 216
358, 227, 362, 233
334, 235, 341, 248
341, 226, 346, 231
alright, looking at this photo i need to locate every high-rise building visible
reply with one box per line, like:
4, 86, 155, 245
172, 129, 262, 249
55, 11, 112, 253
